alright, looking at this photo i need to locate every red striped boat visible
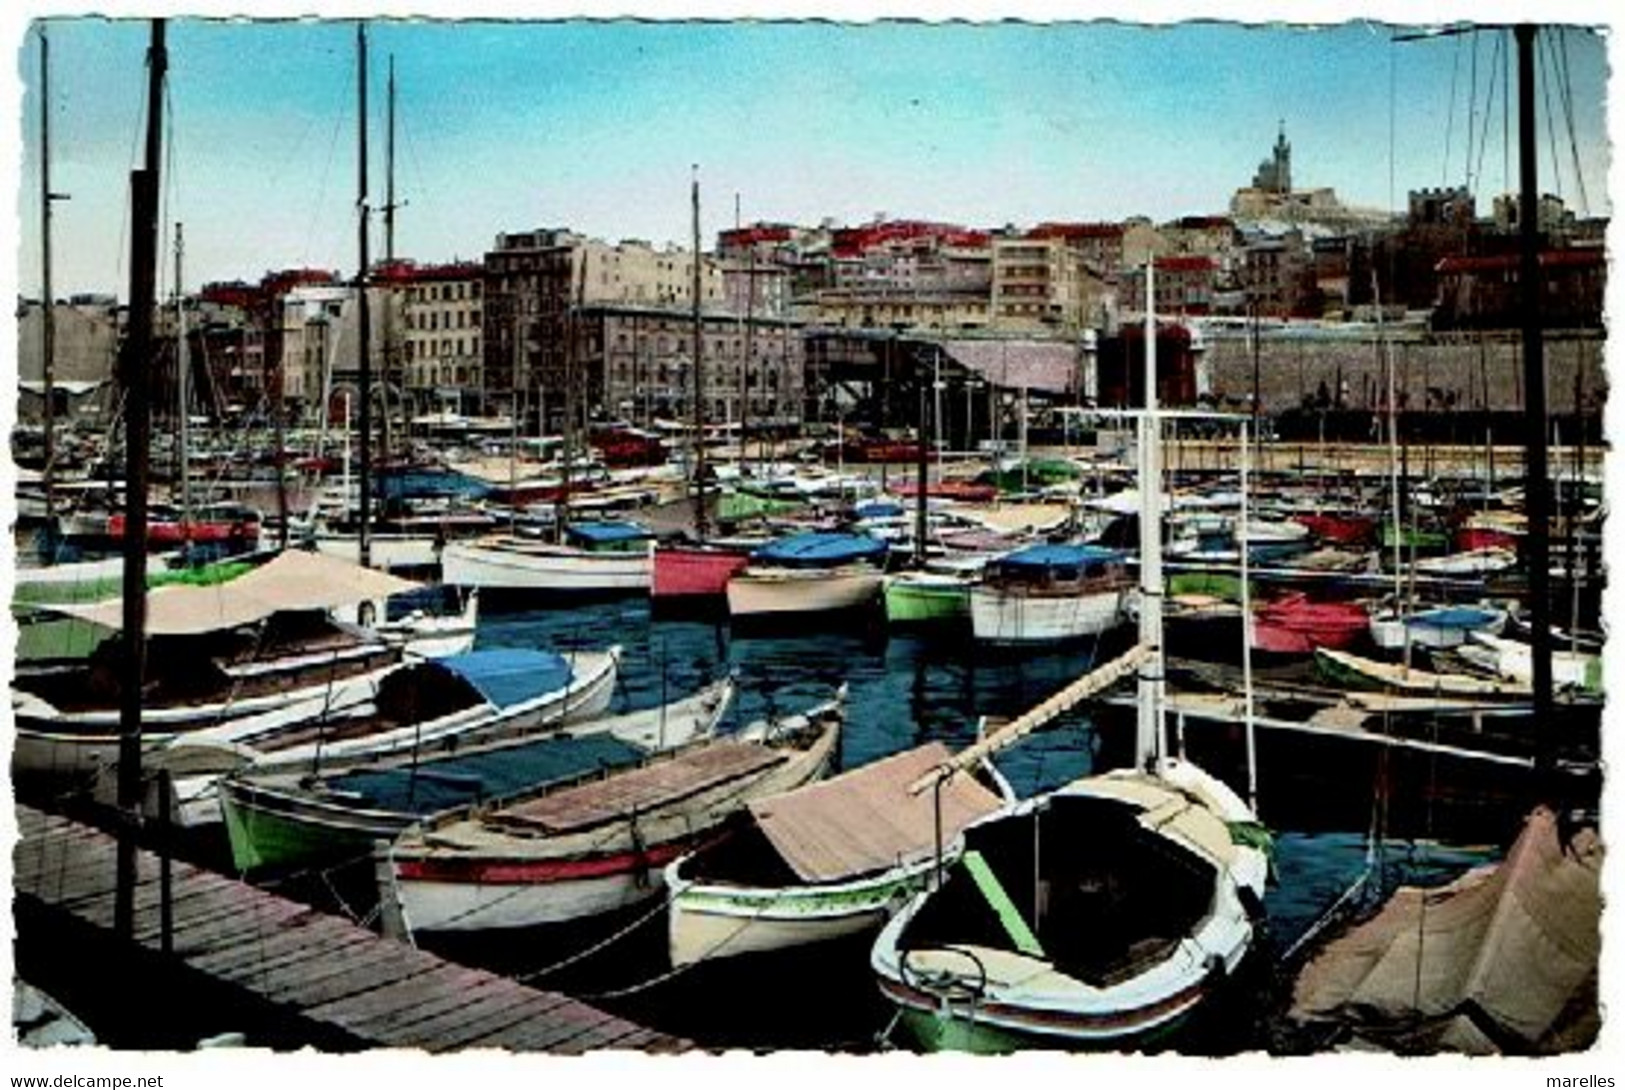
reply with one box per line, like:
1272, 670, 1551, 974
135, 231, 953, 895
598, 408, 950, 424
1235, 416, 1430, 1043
382, 690, 845, 934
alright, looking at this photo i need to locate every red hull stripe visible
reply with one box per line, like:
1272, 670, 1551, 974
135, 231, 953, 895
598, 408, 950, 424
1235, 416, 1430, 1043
396, 841, 691, 884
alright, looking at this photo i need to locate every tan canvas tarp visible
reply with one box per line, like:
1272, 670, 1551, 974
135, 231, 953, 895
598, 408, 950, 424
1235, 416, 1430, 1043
44, 549, 421, 636
750, 742, 1005, 883
1290, 806, 1601, 1054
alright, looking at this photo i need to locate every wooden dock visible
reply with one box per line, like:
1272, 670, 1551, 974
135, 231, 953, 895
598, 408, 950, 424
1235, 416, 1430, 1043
11, 803, 687, 1053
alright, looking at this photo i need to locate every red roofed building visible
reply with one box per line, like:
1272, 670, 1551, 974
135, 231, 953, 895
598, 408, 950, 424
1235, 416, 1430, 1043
1119, 255, 1220, 316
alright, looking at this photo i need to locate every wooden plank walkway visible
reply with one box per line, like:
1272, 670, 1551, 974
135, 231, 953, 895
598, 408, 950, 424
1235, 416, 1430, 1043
11, 803, 687, 1053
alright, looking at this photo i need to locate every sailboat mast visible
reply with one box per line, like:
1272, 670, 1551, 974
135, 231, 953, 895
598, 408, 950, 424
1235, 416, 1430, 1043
381, 54, 396, 462
1135, 256, 1165, 773
356, 21, 373, 569
116, 17, 166, 941
1515, 24, 1554, 766
691, 167, 708, 541
174, 221, 192, 526
39, 28, 56, 533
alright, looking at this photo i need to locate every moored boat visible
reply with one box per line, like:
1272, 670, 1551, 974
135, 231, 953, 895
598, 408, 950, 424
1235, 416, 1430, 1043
664, 741, 1012, 966
1250, 593, 1368, 656
969, 544, 1129, 645
158, 645, 623, 828
1367, 603, 1507, 652
651, 541, 753, 601
870, 759, 1269, 1053
884, 569, 975, 625
1413, 547, 1519, 577
441, 521, 655, 593
214, 674, 730, 871
726, 532, 887, 620
381, 688, 847, 934
10, 551, 427, 784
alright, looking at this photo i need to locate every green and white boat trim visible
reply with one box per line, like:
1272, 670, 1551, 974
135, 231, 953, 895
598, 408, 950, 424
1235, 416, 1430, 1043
664, 742, 1013, 967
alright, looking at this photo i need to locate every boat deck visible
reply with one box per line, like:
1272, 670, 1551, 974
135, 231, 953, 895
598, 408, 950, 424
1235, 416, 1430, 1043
488, 741, 788, 834
11, 803, 686, 1053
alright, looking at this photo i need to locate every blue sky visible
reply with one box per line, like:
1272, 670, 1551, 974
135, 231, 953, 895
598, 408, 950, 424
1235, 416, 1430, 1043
7, 12, 1614, 298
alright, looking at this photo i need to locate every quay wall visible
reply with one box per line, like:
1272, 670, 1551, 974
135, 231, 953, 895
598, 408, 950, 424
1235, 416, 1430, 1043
1202, 332, 1608, 416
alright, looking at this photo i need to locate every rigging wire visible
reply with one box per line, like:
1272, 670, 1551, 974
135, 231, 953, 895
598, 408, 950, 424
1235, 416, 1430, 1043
299, 53, 353, 273
1470, 32, 1503, 208
1438, 33, 1462, 190
1553, 28, 1591, 217
1464, 29, 1478, 195
1538, 30, 1566, 206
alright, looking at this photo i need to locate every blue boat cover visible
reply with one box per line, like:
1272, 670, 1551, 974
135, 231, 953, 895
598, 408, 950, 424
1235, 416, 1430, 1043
992, 543, 1123, 576
854, 501, 905, 520
436, 649, 575, 709
1410, 606, 1500, 629
751, 531, 888, 568
563, 520, 652, 545
322, 733, 646, 818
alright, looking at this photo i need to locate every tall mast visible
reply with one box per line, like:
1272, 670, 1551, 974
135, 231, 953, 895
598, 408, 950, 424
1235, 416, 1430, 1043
39, 28, 57, 535
356, 21, 373, 569
115, 17, 166, 941
174, 221, 192, 527
557, 255, 584, 535
1135, 255, 1165, 774
1516, 24, 1554, 772
269, 301, 289, 549
691, 166, 708, 540
381, 53, 396, 461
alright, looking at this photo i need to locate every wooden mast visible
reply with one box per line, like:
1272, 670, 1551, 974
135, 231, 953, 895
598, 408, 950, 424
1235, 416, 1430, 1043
356, 21, 373, 569
39, 28, 58, 541
690, 167, 708, 541
1515, 24, 1554, 773
115, 17, 166, 941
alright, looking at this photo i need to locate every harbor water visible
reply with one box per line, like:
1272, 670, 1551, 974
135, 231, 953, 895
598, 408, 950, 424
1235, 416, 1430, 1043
363, 595, 1504, 1053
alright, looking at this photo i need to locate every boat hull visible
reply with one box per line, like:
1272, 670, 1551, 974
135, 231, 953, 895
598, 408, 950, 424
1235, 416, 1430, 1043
726, 566, 882, 619
969, 586, 1124, 644
442, 539, 652, 592
666, 863, 926, 967
313, 532, 441, 571
884, 573, 971, 624
652, 545, 751, 599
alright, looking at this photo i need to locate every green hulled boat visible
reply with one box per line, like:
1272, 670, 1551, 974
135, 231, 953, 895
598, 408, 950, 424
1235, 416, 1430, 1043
884, 570, 973, 625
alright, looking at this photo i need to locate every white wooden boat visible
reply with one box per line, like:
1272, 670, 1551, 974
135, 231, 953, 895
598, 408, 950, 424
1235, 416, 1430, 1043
154, 646, 623, 828
725, 532, 888, 620
441, 528, 653, 593
213, 675, 731, 870
727, 565, 884, 618
969, 544, 1129, 645
380, 689, 846, 934
312, 530, 442, 571
664, 742, 1012, 966
1412, 547, 1519, 577
870, 761, 1269, 1052
1458, 632, 1602, 695
1367, 604, 1507, 651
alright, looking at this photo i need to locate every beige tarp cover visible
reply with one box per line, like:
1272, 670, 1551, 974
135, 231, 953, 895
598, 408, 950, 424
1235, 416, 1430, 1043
1290, 807, 1601, 1054
44, 550, 421, 636
749, 742, 1005, 883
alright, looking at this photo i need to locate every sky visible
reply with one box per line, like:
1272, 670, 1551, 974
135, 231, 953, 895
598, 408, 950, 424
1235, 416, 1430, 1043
4, 8, 1614, 299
